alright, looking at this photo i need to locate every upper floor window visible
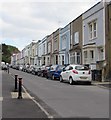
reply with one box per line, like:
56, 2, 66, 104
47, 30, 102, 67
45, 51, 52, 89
74, 32, 79, 44
32, 49, 34, 57
54, 39, 57, 51
48, 42, 51, 53
62, 35, 66, 50
89, 20, 97, 39
43, 43, 45, 54
84, 51, 87, 59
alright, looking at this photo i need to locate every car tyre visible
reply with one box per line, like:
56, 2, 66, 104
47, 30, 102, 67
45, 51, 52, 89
52, 75, 55, 80
41, 73, 44, 77
87, 81, 91, 85
60, 76, 63, 82
69, 77, 74, 85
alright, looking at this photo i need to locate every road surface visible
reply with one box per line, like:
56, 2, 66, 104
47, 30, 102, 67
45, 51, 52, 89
9, 68, 109, 119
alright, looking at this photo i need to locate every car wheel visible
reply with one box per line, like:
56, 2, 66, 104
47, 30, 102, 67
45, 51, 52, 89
87, 81, 91, 85
41, 73, 44, 77
69, 77, 74, 85
60, 76, 63, 82
52, 75, 55, 80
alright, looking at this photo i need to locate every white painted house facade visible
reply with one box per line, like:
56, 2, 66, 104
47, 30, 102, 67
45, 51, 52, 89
82, 1, 106, 70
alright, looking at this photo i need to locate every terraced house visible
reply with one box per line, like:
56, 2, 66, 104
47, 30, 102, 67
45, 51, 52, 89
82, 1, 111, 81
70, 15, 83, 65
11, 0, 111, 81
51, 28, 61, 65
38, 40, 43, 66
105, 1, 111, 79
59, 24, 70, 65
41, 36, 48, 65
46, 34, 52, 66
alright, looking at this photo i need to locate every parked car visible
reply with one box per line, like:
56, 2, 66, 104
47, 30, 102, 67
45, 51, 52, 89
19, 65, 23, 71
38, 65, 49, 77
2, 64, 7, 70
47, 65, 65, 80
22, 64, 27, 72
25, 65, 30, 73
15, 64, 19, 70
60, 64, 91, 85
40, 65, 51, 77
28, 65, 35, 73
37, 67, 42, 76
32, 66, 41, 75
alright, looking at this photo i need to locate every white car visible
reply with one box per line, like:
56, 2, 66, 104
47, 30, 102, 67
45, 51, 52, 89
19, 65, 23, 71
60, 64, 91, 85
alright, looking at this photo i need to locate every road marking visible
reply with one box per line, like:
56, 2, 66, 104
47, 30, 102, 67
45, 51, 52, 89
22, 85, 54, 118
11, 92, 34, 99
10, 73, 54, 119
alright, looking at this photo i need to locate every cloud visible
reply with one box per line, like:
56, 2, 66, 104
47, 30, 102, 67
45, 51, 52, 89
0, 0, 101, 50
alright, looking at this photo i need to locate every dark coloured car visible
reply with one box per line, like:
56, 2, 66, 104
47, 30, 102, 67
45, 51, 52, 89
47, 65, 65, 80
2, 65, 7, 70
32, 66, 41, 75
15, 64, 19, 70
38, 65, 51, 77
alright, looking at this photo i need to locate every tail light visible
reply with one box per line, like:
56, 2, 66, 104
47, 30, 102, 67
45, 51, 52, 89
72, 70, 78, 74
88, 70, 91, 74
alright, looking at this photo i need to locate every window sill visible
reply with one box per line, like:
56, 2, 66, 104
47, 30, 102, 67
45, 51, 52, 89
89, 37, 97, 41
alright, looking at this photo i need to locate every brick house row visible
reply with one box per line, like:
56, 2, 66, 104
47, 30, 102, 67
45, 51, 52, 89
11, 1, 111, 81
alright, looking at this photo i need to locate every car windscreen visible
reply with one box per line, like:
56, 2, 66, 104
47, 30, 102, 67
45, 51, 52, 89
75, 65, 89, 70
57, 65, 65, 70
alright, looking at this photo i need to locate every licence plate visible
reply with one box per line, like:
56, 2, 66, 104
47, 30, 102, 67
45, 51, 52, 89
80, 77, 87, 79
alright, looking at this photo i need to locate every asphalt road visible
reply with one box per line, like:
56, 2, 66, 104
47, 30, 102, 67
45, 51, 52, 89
9, 68, 109, 119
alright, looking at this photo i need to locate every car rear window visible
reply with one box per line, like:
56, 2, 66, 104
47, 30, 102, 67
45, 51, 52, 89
51, 65, 57, 70
57, 65, 65, 70
75, 65, 89, 70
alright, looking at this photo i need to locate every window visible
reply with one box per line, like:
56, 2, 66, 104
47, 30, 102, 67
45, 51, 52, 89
77, 52, 81, 64
75, 65, 89, 70
94, 22, 97, 38
89, 24, 93, 39
70, 52, 81, 64
43, 43, 45, 54
56, 55, 58, 64
69, 66, 73, 70
47, 57, 50, 65
74, 32, 79, 44
62, 35, 66, 50
43, 57, 45, 65
89, 21, 97, 39
84, 51, 88, 63
48, 42, 51, 53
90, 50, 94, 59
54, 39, 57, 51
32, 49, 34, 57
65, 66, 70, 71
62, 55, 64, 65
84, 51, 87, 59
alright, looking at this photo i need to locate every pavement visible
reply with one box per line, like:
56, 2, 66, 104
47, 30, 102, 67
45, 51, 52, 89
1, 70, 49, 120
92, 81, 111, 89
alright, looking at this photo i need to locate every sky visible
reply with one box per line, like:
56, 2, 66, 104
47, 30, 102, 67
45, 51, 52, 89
0, 0, 101, 51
